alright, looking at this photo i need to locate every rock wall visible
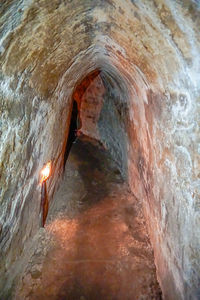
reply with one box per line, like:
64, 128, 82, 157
0, 0, 199, 299
73, 71, 105, 140
98, 71, 129, 178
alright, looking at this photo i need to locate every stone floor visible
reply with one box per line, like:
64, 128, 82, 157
15, 137, 162, 300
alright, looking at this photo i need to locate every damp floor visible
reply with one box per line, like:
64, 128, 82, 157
15, 137, 162, 300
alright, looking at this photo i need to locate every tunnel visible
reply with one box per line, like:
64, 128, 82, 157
0, 1, 200, 300
63, 69, 129, 178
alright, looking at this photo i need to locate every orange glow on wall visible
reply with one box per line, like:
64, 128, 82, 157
40, 162, 51, 184
73, 70, 100, 109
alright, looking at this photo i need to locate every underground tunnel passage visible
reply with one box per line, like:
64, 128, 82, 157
13, 69, 162, 299
0, 1, 200, 300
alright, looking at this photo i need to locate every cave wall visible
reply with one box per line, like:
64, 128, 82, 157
0, 0, 200, 299
73, 72, 105, 140
0, 0, 96, 294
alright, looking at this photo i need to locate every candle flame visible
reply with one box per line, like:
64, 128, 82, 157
40, 162, 51, 183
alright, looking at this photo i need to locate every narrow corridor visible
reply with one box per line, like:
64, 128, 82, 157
16, 137, 161, 300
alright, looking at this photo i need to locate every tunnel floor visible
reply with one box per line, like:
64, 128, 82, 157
16, 136, 162, 300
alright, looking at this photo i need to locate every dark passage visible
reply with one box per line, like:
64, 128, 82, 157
64, 101, 79, 168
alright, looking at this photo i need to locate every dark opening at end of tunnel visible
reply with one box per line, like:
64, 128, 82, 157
63, 67, 129, 180
63, 100, 78, 169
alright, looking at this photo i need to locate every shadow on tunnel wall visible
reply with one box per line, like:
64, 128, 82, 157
98, 71, 129, 180
63, 101, 78, 169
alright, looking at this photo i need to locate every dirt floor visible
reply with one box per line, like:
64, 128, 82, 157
15, 137, 162, 300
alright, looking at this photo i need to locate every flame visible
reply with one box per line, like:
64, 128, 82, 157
40, 162, 51, 183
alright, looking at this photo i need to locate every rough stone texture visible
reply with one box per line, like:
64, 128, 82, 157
0, 0, 200, 299
73, 72, 105, 140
